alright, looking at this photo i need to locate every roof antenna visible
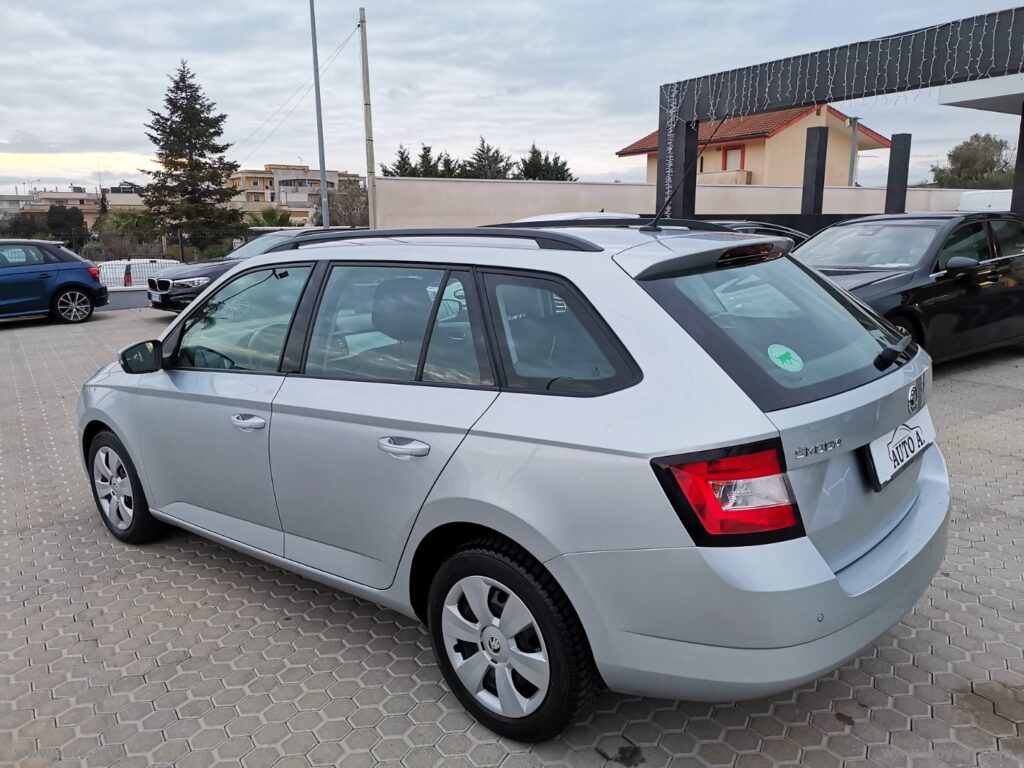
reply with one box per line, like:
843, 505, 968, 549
641, 117, 726, 233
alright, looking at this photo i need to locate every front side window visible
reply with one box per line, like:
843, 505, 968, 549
483, 273, 637, 394
175, 266, 311, 372
0, 244, 47, 268
305, 265, 492, 386
796, 221, 941, 270
643, 256, 907, 411
935, 222, 993, 270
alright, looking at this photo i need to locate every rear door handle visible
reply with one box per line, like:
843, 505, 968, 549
231, 413, 266, 431
377, 436, 430, 458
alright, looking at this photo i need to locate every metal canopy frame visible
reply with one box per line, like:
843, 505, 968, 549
656, 8, 1024, 217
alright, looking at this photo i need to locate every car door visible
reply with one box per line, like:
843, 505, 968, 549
269, 263, 497, 589
133, 263, 314, 555
987, 218, 1024, 342
0, 244, 57, 314
913, 221, 1000, 359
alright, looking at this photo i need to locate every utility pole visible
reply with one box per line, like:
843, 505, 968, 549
359, 7, 377, 229
308, 0, 331, 227
847, 116, 859, 187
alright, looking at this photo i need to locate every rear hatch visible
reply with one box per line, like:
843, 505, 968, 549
635, 245, 929, 569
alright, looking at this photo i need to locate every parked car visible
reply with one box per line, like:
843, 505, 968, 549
79, 223, 949, 741
510, 213, 809, 245
794, 212, 1024, 361
147, 227, 363, 311
0, 239, 108, 323
715, 219, 809, 246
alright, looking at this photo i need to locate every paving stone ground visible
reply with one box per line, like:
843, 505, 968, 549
1, 308, 1024, 768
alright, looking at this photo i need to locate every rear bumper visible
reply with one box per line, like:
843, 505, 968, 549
94, 285, 109, 307
547, 444, 949, 701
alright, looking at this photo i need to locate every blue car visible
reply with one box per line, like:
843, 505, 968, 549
0, 239, 109, 323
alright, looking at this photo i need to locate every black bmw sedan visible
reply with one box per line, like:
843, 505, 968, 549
795, 212, 1024, 361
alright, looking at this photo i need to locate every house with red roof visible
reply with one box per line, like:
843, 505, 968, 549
617, 105, 890, 187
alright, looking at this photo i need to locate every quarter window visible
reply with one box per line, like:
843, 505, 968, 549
483, 273, 636, 394
175, 266, 311, 372
936, 222, 992, 270
990, 219, 1024, 258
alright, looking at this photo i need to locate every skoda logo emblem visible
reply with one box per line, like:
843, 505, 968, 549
907, 384, 921, 414
487, 636, 502, 653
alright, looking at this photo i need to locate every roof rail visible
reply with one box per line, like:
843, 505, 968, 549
490, 217, 732, 232
266, 227, 603, 253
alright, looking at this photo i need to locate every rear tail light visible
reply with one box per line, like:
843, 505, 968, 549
88, 266, 101, 280
652, 442, 804, 546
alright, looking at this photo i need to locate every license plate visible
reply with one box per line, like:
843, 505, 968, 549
148, 291, 162, 302
867, 408, 935, 488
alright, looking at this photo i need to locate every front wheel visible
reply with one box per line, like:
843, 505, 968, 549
88, 431, 164, 544
52, 287, 94, 323
427, 539, 595, 741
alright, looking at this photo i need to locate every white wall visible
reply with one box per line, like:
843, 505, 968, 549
375, 177, 970, 227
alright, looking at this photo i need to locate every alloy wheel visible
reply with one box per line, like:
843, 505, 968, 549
93, 446, 134, 530
440, 575, 550, 718
57, 291, 91, 322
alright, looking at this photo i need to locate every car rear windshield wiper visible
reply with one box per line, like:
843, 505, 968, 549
874, 334, 913, 371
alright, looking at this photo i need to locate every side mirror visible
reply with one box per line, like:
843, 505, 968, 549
945, 255, 980, 276
119, 340, 163, 374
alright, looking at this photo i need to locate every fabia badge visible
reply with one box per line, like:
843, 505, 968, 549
907, 383, 921, 414
768, 343, 804, 373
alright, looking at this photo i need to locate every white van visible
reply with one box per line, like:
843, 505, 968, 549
957, 189, 1011, 211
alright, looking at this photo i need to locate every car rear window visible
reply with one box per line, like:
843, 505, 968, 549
642, 256, 908, 411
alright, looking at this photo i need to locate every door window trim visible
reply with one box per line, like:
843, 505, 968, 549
164, 261, 317, 375
294, 260, 499, 391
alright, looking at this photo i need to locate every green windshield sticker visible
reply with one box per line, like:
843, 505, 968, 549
768, 344, 804, 373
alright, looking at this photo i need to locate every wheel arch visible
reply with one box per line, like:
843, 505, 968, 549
408, 520, 553, 624
885, 308, 925, 346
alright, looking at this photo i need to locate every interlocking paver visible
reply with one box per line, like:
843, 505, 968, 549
2, 309, 1024, 766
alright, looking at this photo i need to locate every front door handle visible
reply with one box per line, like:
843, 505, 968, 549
231, 413, 266, 431
37, 273, 53, 279
377, 436, 430, 458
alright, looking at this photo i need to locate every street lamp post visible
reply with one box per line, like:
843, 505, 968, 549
308, 0, 331, 227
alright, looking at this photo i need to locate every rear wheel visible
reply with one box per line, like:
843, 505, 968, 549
427, 538, 595, 741
52, 287, 94, 323
88, 431, 164, 544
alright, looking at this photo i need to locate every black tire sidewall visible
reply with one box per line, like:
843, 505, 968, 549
427, 549, 578, 742
87, 431, 153, 543
52, 287, 94, 323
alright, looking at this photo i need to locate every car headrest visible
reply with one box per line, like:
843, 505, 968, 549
372, 278, 432, 342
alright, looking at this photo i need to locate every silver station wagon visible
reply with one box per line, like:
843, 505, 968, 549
77, 221, 950, 741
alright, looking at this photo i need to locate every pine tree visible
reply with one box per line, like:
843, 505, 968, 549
516, 143, 577, 181
141, 61, 242, 244
381, 145, 418, 176
461, 137, 515, 179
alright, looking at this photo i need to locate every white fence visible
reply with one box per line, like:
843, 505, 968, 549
97, 259, 180, 288
374, 177, 969, 228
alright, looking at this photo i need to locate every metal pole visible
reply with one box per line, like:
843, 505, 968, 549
359, 7, 377, 229
308, 0, 331, 228
177, 228, 185, 263
847, 117, 859, 187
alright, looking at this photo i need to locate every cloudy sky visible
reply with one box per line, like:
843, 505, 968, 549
0, 0, 1019, 194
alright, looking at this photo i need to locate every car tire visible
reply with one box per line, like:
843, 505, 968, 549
87, 430, 164, 544
427, 537, 596, 742
887, 313, 921, 347
51, 287, 95, 323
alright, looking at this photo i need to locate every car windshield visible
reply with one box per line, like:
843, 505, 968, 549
795, 222, 942, 270
226, 232, 297, 260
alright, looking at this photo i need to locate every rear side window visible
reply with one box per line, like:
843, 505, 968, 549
0, 244, 48, 267
482, 272, 638, 395
642, 256, 906, 411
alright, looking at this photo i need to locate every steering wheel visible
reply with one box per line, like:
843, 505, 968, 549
243, 323, 290, 368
